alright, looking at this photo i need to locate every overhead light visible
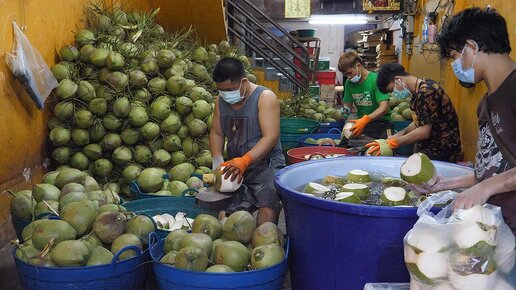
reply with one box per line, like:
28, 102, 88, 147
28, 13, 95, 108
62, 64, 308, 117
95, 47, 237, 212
308, 14, 368, 25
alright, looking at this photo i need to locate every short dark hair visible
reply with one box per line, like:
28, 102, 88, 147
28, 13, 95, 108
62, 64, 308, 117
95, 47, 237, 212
437, 7, 511, 59
212, 57, 246, 83
338, 50, 363, 72
376, 63, 409, 94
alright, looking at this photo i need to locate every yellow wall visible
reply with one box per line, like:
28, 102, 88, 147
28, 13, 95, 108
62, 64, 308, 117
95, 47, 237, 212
402, 0, 516, 162
151, 0, 228, 45
0, 0, 225, 245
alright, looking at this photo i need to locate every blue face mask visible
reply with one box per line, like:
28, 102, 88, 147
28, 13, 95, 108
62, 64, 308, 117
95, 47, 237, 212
349, 64, 361, 83
451, 43, 478, 84
392, 79, 411, 99
219, 81, 243, 104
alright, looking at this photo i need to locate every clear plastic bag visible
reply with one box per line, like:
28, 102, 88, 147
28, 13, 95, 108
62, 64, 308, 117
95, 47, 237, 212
4, 21, 57, 109
405, 191, 516, 290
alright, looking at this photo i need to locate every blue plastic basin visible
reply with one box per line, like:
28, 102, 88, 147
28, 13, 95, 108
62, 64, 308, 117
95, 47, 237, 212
274, 157, 473, 290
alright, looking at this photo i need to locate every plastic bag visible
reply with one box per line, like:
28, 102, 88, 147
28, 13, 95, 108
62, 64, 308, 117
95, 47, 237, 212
4, 21, 58, 109
405, 191, 516, 290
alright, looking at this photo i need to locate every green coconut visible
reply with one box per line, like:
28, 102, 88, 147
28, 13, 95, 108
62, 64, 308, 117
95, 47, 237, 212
161, 114, 182, 134
129, 106, 149, 127
90, 48, 110, 67
153, 149, 172, 167
141, 57, 160, 75
33, 200, 59, 217
113, 97, 131, 117
141, 122, 161, 141
112, 146, 133, 165
160, 250, 178, 265
83, 144, 102, 160
137, 167, 167, 192
400, 153, 437, 186
128, 70, 148, 88
134, 145, 152, 164
170, 151, 188, 166
110, 233, 143, 260
205, 264, 235, 273
51, 147, 71, 164
74, 109, 94, 129
89, 122, 106, 141
10, 193, 35, 220
166, 76, 188, 95
56, 79, 78, 100
182, 137, 199, 155
75, 29, 96, 47
213, 240, 250, 272
100, 133, 122, 151
89, 98, 108, 116
107, 71, 128, 91
53, 101, 74, 120
93, 211, 127, 244
169, 163, 196, 183
341, 183, 371, 200
106, 51, 125, 71
381, 187, 412, 206
250, 244, 285, 270
192, 214, 223, 240
71, 129, 90, 146
32, 219, 77, 250
188, 119, 207, 138
42, 171, 59, 185
70, 152, 89, 170
51, 64, 70, 81
252, 222, 284, 248
346, 170, 371, 183
86, 246, 114, 266
186, 176, 205, 190
162, 134, 182, 152
149, 100, 171, 120
175, 246, 209, 272
61, 200, 98, 236
223, 211, 256, 244
51, 240, 90, 267
120, 128, 140, 145
148, 77, 167, 94
54, 168, 86, 189
77, 80, 97, 102
334, 192, 363, 204
93, 158, 113, 177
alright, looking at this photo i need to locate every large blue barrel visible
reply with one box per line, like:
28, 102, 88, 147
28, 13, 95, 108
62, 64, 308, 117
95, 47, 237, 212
274, 157, 472, 290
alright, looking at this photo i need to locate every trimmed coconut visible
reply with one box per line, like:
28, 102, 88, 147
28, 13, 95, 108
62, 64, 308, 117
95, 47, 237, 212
381, 187, 411, 206
342, 122, 354, 139
453, 205, 500, 228
400, 153, 437, 186
406, 226, 450, 253
448, 264, 497, 290
368, 139, 394, 156
406, 252, 449, 284
341, 183, 370, 200
334, 192, 362, 204
346, 170, 371, 183
214, 166, 243, 193
321, 175, 346, 186
303, 182, 330, 195
452, 222, 497, 249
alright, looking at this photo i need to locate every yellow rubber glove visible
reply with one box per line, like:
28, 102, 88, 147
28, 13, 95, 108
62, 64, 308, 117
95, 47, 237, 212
221, 153, 253, 182
365, 138, 399, 156
350, 114, 371, 137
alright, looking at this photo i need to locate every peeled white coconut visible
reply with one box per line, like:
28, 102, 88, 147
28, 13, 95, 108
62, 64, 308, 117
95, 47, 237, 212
400, 153, 437, 186
341, 183, 370, 200
404, 239, 418, 264
334, 192, 362, 204
492, 276, 515, 290
448, 265, 497, 290
406, 226, 450, 253
407, 251, 448, 284
453, 222, 497, 249
322, 175, 346, 186
303, 182, 330, 195
346, 170, 371, 183
214, 166, 243, 193
381, 187, 411, 206
453, 205, 500, 228
342, 122, 354, 139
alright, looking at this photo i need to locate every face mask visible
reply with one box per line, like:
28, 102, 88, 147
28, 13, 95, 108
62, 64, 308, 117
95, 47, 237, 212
451, 43, 478, 84
349, 65, 361, 83
392, 79, 411, 99
219, 82, 243, 104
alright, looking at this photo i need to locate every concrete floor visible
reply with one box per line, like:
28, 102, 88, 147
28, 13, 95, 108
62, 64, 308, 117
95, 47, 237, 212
0, 210, 291, 290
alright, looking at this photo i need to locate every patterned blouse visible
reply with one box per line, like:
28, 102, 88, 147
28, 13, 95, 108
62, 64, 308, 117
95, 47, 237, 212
410, 79, 462, 162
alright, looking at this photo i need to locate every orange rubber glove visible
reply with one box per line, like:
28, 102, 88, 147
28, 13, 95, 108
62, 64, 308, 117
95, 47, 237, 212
365, 138, 399, 156
221, 153, 253, 181
350, 114, 371, 137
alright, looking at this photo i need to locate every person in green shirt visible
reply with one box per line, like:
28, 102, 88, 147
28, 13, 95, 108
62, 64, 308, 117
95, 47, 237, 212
338, 50, 392, 139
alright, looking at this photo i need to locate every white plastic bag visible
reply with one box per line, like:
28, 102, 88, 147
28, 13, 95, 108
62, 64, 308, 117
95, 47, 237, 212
4, 21, 58, 109
405, 191, 516, 290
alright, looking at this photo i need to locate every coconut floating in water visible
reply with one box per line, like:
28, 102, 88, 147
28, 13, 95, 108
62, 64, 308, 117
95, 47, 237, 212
400, 153, 437, 186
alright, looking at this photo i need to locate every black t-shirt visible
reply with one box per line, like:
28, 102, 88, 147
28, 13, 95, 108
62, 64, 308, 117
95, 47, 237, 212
476, 69, 516, 234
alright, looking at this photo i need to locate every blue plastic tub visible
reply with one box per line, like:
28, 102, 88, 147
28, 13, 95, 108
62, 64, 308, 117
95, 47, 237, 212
11, 214, 30, 241
274, 157, 473, 290
122, 197, 219, 239
148, 233, 289, 290
14, 245, 150, 290
297, 128, 341, 147
317, 120, 345, 133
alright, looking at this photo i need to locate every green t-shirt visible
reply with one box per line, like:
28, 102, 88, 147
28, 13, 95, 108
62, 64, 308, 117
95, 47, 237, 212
343, 71, 391, 121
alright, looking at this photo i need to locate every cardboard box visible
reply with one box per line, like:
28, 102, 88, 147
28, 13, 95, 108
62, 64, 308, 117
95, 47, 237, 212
320, 84, 336, 106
